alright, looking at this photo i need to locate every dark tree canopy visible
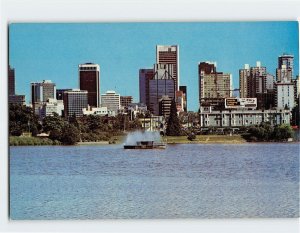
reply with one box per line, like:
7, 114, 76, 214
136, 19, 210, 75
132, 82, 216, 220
166, 99, 182, 136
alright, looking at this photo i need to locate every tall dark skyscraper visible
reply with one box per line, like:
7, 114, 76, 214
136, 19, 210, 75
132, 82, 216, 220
79, 63, 100, 107
8, 65, 15, 95
139, 68, 154, 107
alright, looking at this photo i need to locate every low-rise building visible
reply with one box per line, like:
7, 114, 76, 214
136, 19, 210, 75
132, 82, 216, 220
82, 106, 115, 116
199, 106, 291, 128
9, 95, 26, 105
39, 98, 64, 118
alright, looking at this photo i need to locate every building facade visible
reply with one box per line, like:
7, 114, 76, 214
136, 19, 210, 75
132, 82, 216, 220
8, 95, 25, 105
274, 82, 295, 109
239, 62, 274, 109
101, 90, 121, 113
277, 54, 294, 82
31, 80, 56, 104
159, 95, 172, 118
179, 86, 187, 112
39, 98, 64, 119
200, 106, 291, 128
63, 89, 88, 118
56, 89, 72, 100
149, 78, 175, 115
239, 64, 250, 98
139, 68, 154, 107
199, 61, 232, 109
120, 96, 133, 107
79, 63, 100, 107
8, 65, 15, 95
156, 45, 179, 90
82, 106, 111, 116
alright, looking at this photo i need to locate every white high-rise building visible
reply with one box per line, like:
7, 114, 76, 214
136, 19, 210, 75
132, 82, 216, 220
275, 83, 295, 109
101, 90, 121, 113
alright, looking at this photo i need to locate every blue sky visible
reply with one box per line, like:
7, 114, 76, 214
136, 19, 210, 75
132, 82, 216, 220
9, 22, 299, 111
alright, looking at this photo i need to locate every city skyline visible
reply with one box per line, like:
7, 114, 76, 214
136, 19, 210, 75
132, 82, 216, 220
9, 22, 299, 111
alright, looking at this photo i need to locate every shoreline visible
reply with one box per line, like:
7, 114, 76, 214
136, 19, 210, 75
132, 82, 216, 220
9, 135, 299, 146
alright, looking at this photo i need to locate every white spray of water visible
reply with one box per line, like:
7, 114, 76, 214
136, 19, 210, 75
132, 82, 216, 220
125, 131, 161, 145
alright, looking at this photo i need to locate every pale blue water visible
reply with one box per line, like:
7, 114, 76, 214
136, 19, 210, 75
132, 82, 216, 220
10, 144, 299, 219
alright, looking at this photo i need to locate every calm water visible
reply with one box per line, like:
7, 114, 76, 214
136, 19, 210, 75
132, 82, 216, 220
10, 143, 299, 219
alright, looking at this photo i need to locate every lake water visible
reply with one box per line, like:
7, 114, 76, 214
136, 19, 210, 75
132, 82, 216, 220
9, 143, 299, 219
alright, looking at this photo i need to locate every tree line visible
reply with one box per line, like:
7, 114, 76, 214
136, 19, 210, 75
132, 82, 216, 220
9, 104, 142, 145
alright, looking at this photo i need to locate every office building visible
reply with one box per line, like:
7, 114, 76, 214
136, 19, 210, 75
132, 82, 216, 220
239, 62, 274, 109
8, 65, 26, 105
296, 76, 300, 98
179, 86, 187, 112
8, 65, 15, 95
56, 89, 72, 100
159, 95, 172, 118
120, 96, 133, 107
156, 45, 179, 90
31, 80, 56, 104
199, 61, 232, 109
239, 64, 250, 98
79, 63, 100, 107
175, 90, 184, 112
274, 82, 295, 109
8, 95, 26, 105
39, 98, 64, 119
63, 89, 88, 118
277, 54, 294, 82
148, 64, 175, 115
101, 90, 121, 113
139, 68, 154, 106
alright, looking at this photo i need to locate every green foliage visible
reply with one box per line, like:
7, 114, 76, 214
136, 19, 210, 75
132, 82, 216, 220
272, 124, 294, 141
243, 123, 294, 142
61, 124, 81, 145
166, 99, 182, 136
187, 132, 196, 141
10, 136, 59, 146
43, 113, 65, 132
9, 104, 40, 136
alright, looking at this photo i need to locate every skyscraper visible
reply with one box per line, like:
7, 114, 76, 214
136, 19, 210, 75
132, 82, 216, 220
8, 65, 26, 105
156, 45, 179, 90
198, 61, 232, 109
179, 86, 187, 112
239, 64, 250, 98
63, 89, 88, 118
120, 96, 133, 107
31, 80, 56, 104
148, 64, 175, 115
8, 65, 15, 96
239, 62, 274, 109
277, 54, 294, 82
139, 68, 154, 107
101, 90, 121, 113
79, 63, 100, 107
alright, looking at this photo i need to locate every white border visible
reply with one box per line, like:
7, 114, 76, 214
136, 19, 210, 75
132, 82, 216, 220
1, 0, 299, 232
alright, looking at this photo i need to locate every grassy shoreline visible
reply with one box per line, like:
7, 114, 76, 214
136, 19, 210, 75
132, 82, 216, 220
163, 135, 247, 144
10, 135, 247, 146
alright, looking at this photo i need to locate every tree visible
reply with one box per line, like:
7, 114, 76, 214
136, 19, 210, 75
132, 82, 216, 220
272, 124, 294, 141
9, 104, 40, 136
166, 99, 182, 136
61, 124, 80, 145
43, 113, 65, 133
